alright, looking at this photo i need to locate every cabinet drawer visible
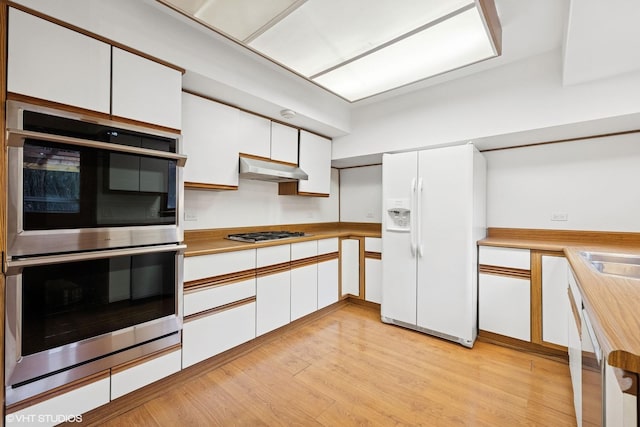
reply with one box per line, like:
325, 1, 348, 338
182, 301, 256, 368
479, 273, 530, 341
184, 278, 256, 316
111, 348, 181, 400
318, 238, 339, 255
479, 246, 530, 269
257, 245, 290, 267
365, 237, 382, 253
291, 241, 318, 260
184, 249, 255, 282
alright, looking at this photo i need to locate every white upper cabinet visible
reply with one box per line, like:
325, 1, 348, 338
238, 112, 299, 165
7, 8, 111, 114
270, 122, 298, 164
181, 92, 240, 188
111, 47, 182, 130
238, 111, 271, 159
297, 130, 332, 195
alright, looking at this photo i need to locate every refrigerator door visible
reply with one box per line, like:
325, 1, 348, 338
381, 152, 418, 325
416, 145, 476, 345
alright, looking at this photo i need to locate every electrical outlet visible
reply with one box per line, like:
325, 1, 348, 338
366, 212, 374, 219
551, 212, 568, 221
184, 210, 198, 221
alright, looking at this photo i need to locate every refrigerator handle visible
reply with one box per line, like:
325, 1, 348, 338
417, 177, 424, 258
410, 177, 417, 257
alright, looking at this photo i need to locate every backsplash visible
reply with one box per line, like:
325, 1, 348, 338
183, 168, 339, 230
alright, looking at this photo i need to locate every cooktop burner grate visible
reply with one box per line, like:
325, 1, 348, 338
226, 231, 306, 243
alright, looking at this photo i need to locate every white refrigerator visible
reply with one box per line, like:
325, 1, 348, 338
381, 144, 486, 347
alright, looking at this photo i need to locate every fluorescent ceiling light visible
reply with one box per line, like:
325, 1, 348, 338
159, 0, 501, 102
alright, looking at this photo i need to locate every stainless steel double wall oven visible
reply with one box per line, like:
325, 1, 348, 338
4, 100, 187, 404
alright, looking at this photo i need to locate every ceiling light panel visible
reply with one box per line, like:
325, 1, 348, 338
194, 0, 300, 42
313, 7, 496, 101
249, 0, 474, 77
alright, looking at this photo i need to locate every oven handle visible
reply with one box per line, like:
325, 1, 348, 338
6, 244, 187, 273
7, 129, 187, 166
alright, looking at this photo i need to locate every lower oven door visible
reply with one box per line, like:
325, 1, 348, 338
5, 244, 185, 401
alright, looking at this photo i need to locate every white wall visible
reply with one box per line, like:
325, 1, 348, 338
339, 166, 382, 223
485, 133, 640, 231
333, 50, 640, 160
184, 169, 339, 230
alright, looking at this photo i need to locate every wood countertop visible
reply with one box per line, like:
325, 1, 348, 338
184, 222, 381, 256
479, 228, 640, 376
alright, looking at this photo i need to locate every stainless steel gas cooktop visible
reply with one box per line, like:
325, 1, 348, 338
226, 231, 306, 243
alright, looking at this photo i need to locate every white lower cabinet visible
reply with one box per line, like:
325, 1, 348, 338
182, 301, 256, 368
6, 375, 110, 427
542, 255, 569, 347
111, 348, 181, 400
256, 271, 291, 336
365, 258, 382, 304
568, 277, 582, 425
318, 258, 339, 309
291, 264, 318, 321
479, 273, 531, 341
341, 239, 360, 297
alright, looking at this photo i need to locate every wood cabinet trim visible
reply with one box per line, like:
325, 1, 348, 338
297, 191, 330, 198
184, 296, 256, 322
110, 115, 181, 135
317, 252, 339, 263
477, 331, 568, 362
111, 344, 181, 375
568, 287, 582, 337
290, 257, 319, 269
256, 262, 291, 278
5, 370, 110, 414
530, 251, 543, 345
184, 182, 239, 191
478, 0, 502, 55
7, 92, 112, 121
184, 270, 256, 291
478, 265, 531, 279
7, 2, 185, 73
364, 251, 382, 260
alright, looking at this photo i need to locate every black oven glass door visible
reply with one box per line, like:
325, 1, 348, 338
22, 138, 177, 230
21, 250, 177, 356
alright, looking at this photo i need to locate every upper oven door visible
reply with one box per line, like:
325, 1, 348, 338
6, 101, 187, 257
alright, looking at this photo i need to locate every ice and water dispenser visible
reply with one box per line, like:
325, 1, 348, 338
386, 198, 411, 232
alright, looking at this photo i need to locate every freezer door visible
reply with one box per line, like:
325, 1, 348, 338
416, 145, 476, 343
381, 152, 418, 325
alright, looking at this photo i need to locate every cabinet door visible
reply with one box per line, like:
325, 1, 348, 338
479, 273, 530, 341
568, 285, 582, 426
181, 92, 240, 188
112, 48, 182, 129
365, 258, 382, 304
182, 301, 256, 368
318, 259, 339, 309
291, 264, 318, 321
542, 255, 569, 346
341, 239, 360, 297
111, 348, 181, 400
238, 111, 270, 159
270, 122, 298, 164
256, 271, 291, 336
5, 374, 110, 427
297, 130, 332, 195
7, 8, 111, 114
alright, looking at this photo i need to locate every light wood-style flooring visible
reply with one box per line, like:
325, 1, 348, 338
100, 303, 576, 426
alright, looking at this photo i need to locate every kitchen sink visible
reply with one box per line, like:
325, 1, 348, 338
580, 251, 640, 280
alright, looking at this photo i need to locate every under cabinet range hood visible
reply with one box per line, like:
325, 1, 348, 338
239, 156, 308, 182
